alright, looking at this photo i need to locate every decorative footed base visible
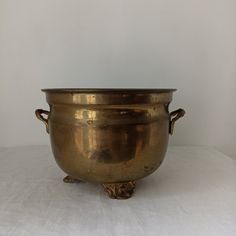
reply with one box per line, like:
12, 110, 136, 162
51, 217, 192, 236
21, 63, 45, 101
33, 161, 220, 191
63, 175, 83, 183
102, 181, 136, 199
63, 176, 136, 199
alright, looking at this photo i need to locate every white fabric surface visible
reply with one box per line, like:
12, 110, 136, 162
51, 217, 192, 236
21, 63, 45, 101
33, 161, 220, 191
0, 146, 235, 236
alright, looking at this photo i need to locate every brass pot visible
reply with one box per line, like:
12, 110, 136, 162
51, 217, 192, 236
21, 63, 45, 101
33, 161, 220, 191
35, 89, 185, 199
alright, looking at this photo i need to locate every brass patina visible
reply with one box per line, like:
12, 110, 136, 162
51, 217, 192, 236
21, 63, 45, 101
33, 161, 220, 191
35, 89, 185, 199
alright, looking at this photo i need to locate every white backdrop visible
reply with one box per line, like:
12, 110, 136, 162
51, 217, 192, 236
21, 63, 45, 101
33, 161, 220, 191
1, 0, 236, 158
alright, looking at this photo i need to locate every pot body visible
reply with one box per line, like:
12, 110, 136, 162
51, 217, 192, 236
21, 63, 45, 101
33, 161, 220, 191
37, 89, 182, 183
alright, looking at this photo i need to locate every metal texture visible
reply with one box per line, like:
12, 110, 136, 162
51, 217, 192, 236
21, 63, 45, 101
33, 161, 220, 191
35, 88, 185, 199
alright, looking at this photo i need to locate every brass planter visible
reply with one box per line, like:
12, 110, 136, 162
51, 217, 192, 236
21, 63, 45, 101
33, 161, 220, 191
35, 89, 185, 199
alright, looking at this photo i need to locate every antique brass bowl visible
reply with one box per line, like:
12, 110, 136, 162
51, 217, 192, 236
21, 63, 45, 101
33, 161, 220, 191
35, 89, 185, 199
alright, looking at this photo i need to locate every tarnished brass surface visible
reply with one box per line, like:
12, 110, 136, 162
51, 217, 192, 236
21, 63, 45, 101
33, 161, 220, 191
35, 89, 185, 199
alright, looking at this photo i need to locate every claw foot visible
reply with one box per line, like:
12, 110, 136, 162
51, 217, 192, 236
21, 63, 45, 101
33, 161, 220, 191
63, 175, 83, 183
102, 181, 136, 199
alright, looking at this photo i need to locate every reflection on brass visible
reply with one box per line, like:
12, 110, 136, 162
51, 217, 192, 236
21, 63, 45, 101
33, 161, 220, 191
102, 181, 136, 199
35, 88, 185, 199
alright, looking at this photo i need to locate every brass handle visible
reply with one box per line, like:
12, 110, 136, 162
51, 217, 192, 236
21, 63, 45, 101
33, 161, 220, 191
169, 108, 185, 135
35, 109, 50, 133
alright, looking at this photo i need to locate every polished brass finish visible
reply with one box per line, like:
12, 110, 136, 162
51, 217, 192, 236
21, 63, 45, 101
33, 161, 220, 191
102, 181, 136, 199
35, 88, 185, 199
169, 108, 186, 135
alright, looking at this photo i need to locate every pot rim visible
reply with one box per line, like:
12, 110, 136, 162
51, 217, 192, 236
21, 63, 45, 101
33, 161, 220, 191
42, 88, 176, 94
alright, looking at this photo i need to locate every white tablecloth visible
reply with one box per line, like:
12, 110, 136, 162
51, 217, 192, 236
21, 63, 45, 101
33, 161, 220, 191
0, 146, 235, 236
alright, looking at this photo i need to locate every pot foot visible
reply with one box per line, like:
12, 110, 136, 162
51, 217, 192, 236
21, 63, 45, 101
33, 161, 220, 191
63, 175, 83, 183
102, 181, 136, 199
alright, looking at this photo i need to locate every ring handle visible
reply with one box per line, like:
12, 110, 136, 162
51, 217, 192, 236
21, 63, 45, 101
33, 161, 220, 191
169, 108, 185, 135
35, 109, 50, 133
